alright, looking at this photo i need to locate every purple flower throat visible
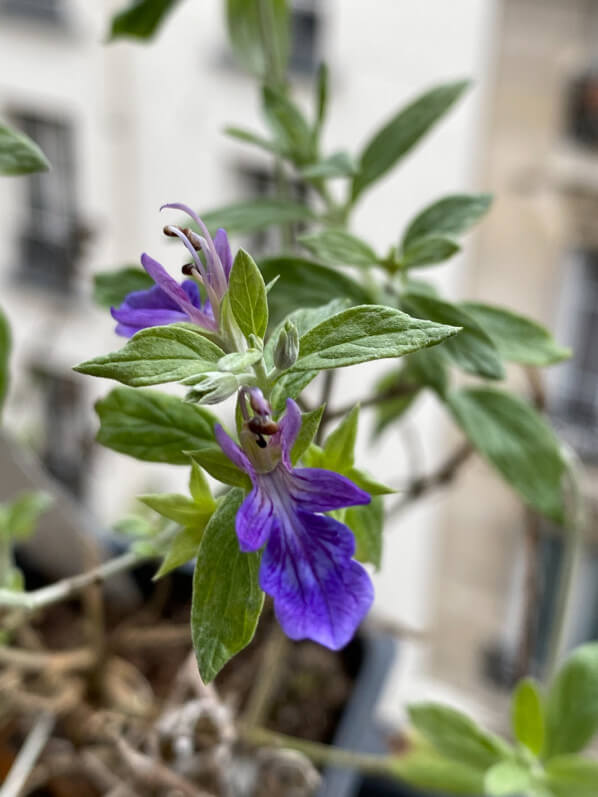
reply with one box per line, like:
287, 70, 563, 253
215, 388, 374, 650
111, 202, 232, 338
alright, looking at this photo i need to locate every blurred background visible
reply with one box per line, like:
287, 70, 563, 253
1, 0, 597, 764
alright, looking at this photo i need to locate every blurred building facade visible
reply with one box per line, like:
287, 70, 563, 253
416, 0, 598, 738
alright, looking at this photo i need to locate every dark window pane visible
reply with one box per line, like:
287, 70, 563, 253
2, 0, 62, 23
289, 8, 319, 74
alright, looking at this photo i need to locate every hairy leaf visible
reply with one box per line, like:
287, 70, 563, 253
192, 489, 264, 683
228, 249, 268, 340
298, 229, 378, 268
188, 446, 252, 489
95, 387, 215, 464
75, 325, 225, 387
401, 236, 460, 268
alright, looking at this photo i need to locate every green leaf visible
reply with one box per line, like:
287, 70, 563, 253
138, 493, 212, 526
75, 325, 225, 387
512, 677, 545, 756
299, 151, 358, 179
95, 387, 215, 464
545, 755, 598, 797
484, 761, 533, 796
109, 0, 181, 40
217, 349, 263, 374
403, 293, 504, 380
262, 85, 314, 164
290, 305, 460, 372
0, 306, 11, 418
298, 229, 378, 268
345, 466, 394, 497
323, 406, 359, 469
402, 193, 492, 250
201, 199, 315, 235
228, 249, 268, 340
4, 491, 52, 540
409, 703, 512, 771
408, 345, 449, 396
352, 80, 469, 199
226, 0, 289, 79
154, 525, 206, 579
447, 388, 566, 523
390, 748, 485, 795
188, 445, 252, 489
402, 236, 460, 268
0, 122, 49, 176
373, 367, 420, 437
192, 489, 264, 683
314, 62, 329, 136
93, 266, 154, 309
224, 126, 282, 156
544, 642, 598, 758
291, 406, 325, 464
462, 303, 571, 366
346, 497, 383, 569
260, 256, 371, 327
189, 459, 213, 504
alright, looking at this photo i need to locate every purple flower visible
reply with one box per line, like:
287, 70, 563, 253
112, 202, 233, 338
215, 390, 374, 650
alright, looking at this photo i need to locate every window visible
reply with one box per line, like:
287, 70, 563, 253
13, 113, 79, 292
548, 250, 598, 460
30, 366, 92, 498
289, 2, 320, 75
565, 69, 598, 151
238, 164, 309, 255
1, 0, 63, 23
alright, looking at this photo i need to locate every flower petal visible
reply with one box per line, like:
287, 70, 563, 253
278, 399, 302, 467
288, 468, 370, 512
181, 279, 202, 308
236, 487, 275, 552
260, 510, 374, 650
111, 306, 189, 335
213, 228, 232, 278
141, 253, 217, 330
118, 284, 181, 311
214, 425, 256, 479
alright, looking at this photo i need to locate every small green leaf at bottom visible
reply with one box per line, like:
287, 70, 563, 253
191, 489, 264, 683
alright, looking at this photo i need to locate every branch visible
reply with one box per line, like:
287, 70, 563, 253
323, 382, 418, 424
1, 713, 55, 797
240, 725, 395, 778
387, 442, 473, 517
0, 551, 152, 612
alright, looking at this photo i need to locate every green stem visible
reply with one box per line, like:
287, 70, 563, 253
0, 536, 13, 587
240, 725, 395, 778
544, 445, 586, 682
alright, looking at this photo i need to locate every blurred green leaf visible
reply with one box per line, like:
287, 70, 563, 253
228, 249, 268, 340
192, 489, 264, 683
390, 748, 485, 795
154, 525, 206, 579
109, 0, 181, 40
462, 303, 571, 366
447, 388, 566, 523
0, 306, 11, 419
298, 229, 378, 267
139, 493, 212, 526
408, 703, 512, 771
545, 755, 598, 797
224, 126, 282, 155
300, 151, 358, 179
511, 677, 545, 756
226, 0, 289, 79
403, 292, 504, 380
373, 366, 420, 437
346, 497, 383, 569
262, 85, 314, 164
75, 325, 225, 387
352, 80, 469, 200
544, 642, 598, 758
95, 387, 216, 464
201, 199, 315, 235
314, 63, 329, 137
4, 491, 52, 541
402, 194, 492, 250
0, 122, 49, 176
484, 761, 533, 796
93, 266, 154, 309
402, 236, 460, 268
259, 256, 370, 327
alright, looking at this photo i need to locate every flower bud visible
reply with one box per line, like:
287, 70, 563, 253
185, 372, 238, 405
273, 320, 299, 370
